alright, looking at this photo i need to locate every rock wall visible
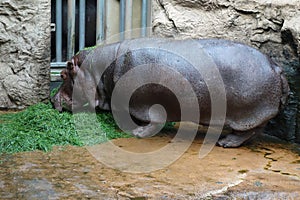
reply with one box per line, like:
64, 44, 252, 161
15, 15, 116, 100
0, 0, 51, 109
152, 0, 300, 143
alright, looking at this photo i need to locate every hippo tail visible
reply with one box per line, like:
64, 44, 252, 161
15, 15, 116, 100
272, 62, 290, 110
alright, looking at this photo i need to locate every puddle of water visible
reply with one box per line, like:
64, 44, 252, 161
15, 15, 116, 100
18, 178, 59, 200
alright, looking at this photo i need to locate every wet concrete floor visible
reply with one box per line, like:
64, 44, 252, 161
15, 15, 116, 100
0, 131, 299, 199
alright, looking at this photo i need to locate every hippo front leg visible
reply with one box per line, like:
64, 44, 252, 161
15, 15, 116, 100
217, 126, 265, 148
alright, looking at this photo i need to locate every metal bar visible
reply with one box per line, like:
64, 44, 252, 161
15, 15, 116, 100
147, 0, 152, 36
119, 0, 125, 40
96, 0, 105, 44
50, 62, 67, 68
79, 0, 86, 50
125, 0, 132, 39
67, 0, 76, 59
56, 0, 62, 61
101, 0, 106, 42
141, 0, 147, 37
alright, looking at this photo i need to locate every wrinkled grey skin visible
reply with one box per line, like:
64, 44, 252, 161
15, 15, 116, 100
52, 38, 289, 147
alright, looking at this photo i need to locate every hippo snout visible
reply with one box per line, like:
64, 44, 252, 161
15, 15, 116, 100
51, 87, 75, 112
51, 91, 63, 112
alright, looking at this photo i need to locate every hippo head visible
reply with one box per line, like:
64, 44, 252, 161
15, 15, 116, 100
51, 68, 75, 112
51, 49, 92, 112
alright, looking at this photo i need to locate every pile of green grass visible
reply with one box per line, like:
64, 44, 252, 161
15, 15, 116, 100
0, 103, 131, 154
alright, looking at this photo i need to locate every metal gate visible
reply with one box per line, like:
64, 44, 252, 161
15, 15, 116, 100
51, 0, 151, 81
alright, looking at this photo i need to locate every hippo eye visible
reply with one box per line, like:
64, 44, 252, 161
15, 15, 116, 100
67, 61, 73, 70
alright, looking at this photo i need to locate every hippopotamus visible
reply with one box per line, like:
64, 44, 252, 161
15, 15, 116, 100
51, 38, 289, 147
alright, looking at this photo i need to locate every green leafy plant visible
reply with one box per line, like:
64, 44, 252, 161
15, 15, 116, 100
0, 102, 132, 154
0, 103, 79, 153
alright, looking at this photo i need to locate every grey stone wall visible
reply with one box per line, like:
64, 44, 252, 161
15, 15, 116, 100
152, 0, 300, 143
0, 0, 51, 109
153, 0, 300, 64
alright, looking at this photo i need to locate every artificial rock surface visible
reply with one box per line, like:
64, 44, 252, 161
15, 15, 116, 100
0, 0, 50, 109
153, 0, 300, 65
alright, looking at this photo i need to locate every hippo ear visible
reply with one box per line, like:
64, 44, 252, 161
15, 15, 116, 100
74, 56, 79, 66
71, 58, 80, 76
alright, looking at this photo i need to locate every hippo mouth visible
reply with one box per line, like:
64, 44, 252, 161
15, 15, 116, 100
51, 91, 74, 112
51, 92, 62, 112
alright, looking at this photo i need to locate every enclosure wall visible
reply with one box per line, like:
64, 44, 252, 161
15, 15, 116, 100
0, 0, 51, 109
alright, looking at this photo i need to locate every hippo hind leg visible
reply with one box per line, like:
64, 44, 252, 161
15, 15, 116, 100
132, 123, 164, 138
217, 126, 265, 148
